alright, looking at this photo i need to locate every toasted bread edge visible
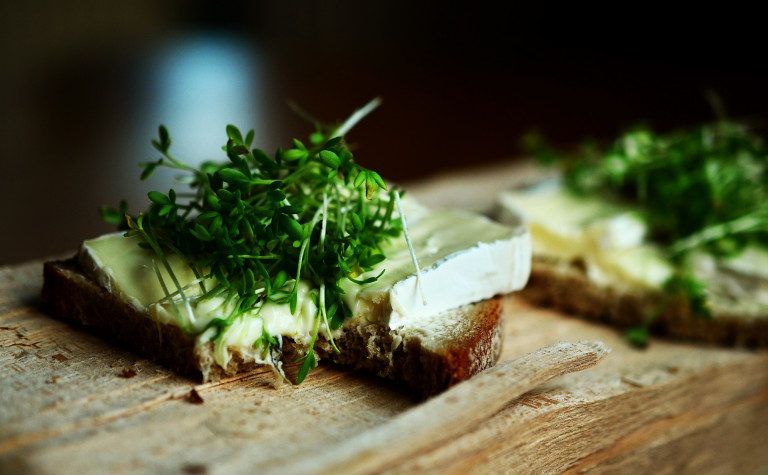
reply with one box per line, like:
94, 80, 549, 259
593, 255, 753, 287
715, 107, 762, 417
42, 259, 504, 397
522, 258, 768, 347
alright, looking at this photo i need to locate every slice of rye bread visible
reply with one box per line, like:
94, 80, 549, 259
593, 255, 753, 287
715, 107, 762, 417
522, 256, 768, 347
42, 258, 504, 397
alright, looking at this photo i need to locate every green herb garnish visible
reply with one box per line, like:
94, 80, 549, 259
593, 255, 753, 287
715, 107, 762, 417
101, 98, 403, 382
528, 118, 768, 346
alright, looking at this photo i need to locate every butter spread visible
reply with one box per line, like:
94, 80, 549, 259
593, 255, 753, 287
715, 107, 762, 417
78, 207, 531, 370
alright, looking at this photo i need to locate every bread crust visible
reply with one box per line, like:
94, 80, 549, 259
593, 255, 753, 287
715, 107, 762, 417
42, 258, 503, 397
316, 297, 503, 397
522, 257, 768, 347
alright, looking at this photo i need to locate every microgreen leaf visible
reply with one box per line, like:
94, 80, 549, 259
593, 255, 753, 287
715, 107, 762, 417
226, 124, 243, 144
281, 149, 309, 162
152, 125, 171, 153
296, 351, 316, 384
624, 326, 649, 348
359, 253, 386, 267
353, 170, 367, 188
218, 168, 249, 185
292, 138, 307, 151
309, 131, 324, 145
369, 171, 386, 190
324, 137, 342, 148
319, 150, 341, 168
140, 159, 163, 180
229, 144, 250, 156
279, 214, 305, 240
268, 189, 285, 202
99, 200, 128, 227
148, 191, 171, 205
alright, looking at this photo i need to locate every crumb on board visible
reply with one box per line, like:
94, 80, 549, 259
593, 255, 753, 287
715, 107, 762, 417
119, 367, 138, 378
187, 388, 204, 404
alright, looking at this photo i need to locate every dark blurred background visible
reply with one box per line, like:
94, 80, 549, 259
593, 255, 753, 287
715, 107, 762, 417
1, 1, 765, 264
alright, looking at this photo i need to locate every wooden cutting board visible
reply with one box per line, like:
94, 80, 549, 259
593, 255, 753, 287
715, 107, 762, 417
2, 163, 768, 474
2, 258, 767, 474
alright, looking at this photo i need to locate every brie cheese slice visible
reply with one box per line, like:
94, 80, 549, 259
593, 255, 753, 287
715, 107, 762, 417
343, 210, 530, 328
78, 206, 531, 368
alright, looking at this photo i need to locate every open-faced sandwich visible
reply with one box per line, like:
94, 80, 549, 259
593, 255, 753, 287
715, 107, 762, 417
498, 119, 768, 347
42, 100, 531, 397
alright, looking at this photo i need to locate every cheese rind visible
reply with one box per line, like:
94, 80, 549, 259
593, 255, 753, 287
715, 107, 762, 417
343, 210, 530, 328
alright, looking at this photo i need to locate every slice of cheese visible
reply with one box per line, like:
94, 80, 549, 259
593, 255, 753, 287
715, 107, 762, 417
78, 208, 530, 369
497, 181, 674, 290
343, 210, 530, 328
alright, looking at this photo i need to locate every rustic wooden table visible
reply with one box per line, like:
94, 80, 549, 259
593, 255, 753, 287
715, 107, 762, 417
2, 164, 767, 474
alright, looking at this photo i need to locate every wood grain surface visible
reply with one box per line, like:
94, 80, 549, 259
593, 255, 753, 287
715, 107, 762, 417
2, 258, 767, 474
2, 163, 768, 474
